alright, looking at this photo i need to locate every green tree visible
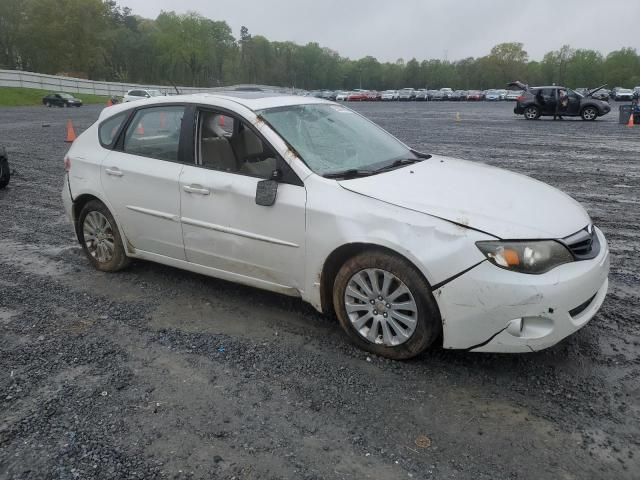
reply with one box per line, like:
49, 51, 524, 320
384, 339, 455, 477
603, 48, 640, 87
0, 0, 25, 69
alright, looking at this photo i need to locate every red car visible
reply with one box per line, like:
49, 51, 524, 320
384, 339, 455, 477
467, 90, 484, 101
347, 91, 368, 101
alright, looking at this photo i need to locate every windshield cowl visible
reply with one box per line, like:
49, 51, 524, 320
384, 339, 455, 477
322, 157, 428, 179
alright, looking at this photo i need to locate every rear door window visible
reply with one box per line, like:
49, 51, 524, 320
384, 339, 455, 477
122, 106, 185, 162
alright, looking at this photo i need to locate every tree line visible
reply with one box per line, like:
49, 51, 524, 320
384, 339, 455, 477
1, 0, 639, 90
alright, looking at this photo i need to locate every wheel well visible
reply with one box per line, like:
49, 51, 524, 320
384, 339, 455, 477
319, 243, 433, 316
71, 194, 102, 243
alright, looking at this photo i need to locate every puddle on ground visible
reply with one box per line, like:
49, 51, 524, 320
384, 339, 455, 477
0, 240, 80, 277
148, 294, 331, 344
0, 308, 18, 324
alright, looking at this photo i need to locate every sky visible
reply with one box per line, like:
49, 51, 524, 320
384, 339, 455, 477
122, 0, 640, 62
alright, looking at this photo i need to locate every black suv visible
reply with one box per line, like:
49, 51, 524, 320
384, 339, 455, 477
511, 83, 611, 121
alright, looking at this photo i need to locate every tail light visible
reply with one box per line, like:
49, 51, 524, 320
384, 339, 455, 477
64, 156, 71, 172
516, 95, 525, 102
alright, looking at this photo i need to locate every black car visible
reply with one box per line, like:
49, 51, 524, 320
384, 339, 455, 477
0, 146, 10, 189
510, 82, 610, 121
42, 93, 83, 108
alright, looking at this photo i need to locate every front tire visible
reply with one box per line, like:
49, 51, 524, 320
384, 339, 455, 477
524, 105, 540, 120
78, 200, 130, 272
581, 106, 598, 121
0, 157, 10, 189
333, 250, 441, 360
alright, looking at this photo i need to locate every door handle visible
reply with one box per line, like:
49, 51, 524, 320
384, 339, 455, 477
105, 167, 123, 177
183, 185, 211, 195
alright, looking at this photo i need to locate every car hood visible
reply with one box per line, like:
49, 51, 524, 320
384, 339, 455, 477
338, 155, 590, 239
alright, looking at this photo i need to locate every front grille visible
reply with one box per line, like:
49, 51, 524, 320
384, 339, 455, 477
563, 225, 600, 260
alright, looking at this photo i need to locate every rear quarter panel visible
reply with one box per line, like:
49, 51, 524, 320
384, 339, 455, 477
66, 122, 112, 207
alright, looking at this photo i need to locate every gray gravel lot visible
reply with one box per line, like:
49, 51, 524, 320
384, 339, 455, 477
0, 101, 639, 479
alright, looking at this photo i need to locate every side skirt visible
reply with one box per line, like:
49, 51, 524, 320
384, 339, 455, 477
128, 249, 302, 298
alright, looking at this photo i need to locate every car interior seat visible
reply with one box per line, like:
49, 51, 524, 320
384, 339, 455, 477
234, 127, 277, 178
200, 114, 237, 172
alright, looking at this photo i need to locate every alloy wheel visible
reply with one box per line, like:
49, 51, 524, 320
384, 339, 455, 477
83, 211, 115, 263
344, 268, 418, 346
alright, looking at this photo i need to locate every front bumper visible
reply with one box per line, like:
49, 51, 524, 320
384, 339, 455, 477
435, 227, 610, 353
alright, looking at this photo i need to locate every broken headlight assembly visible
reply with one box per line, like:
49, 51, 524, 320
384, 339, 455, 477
475, 240, 574, 274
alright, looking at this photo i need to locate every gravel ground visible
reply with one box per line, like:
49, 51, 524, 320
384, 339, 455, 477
0, 101, 638, 480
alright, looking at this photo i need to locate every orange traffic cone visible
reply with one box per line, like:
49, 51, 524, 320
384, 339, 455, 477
136, 122, 145, 135
628, 111, 635, 128
107, 98, 113, 107
65, 119, 77, 143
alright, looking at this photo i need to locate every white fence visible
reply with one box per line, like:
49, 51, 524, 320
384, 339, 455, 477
0, 69, 293, 97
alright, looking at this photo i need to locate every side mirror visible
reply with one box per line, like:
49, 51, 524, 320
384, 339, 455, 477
255, 170, 282, 206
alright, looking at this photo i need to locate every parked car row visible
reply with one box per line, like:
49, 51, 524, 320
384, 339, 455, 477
302, 85, 640, 103
301, 88, 524, 102
574, 87, 640, 102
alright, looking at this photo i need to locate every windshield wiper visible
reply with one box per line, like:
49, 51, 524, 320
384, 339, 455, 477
371, 158, 423, 173
323, 168, 375, 179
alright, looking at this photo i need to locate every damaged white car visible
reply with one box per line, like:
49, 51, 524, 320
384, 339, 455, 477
62, 93, 609, 359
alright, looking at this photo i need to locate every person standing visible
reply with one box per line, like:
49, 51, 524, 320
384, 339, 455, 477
555, 89, 568, 120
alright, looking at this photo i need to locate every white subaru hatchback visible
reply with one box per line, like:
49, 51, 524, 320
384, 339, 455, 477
62, 93, 609, 359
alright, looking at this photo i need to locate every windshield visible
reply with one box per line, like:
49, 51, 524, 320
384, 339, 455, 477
258, 104, 416, 176
147, 90, 162, 97
59, 93, 74, 99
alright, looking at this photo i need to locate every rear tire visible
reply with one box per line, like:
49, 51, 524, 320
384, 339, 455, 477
524, 105, 540, 120
78, 200, 130, 272
581, 106, 598, 121
333, 250, 441, 360
0, 157, 10, 189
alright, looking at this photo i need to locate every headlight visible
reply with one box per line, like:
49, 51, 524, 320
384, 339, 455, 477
476, 240, 574, 274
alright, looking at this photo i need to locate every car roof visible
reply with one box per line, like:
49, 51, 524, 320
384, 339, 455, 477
100, 92, 331, 120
